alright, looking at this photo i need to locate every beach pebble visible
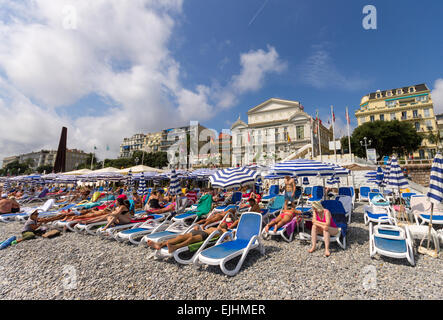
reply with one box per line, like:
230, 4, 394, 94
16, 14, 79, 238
0, 202, 442, 299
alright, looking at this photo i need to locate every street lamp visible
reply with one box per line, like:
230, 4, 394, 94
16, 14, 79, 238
360, 137, 372, 161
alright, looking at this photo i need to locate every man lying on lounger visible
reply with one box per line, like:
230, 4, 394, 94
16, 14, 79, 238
146, 217, 237, 253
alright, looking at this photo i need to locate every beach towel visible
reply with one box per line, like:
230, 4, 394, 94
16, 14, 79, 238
194, 194, 213, 218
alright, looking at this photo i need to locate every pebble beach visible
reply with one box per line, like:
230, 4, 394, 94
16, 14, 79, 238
1, 203, 442, 300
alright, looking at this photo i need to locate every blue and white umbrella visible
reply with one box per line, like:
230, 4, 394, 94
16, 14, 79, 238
137, 172, 148, 196
383, 158, 391, 185
3, 180, 10, 192
302, 177, 310, 185
423, 152, 443, 251
376, 166, 384, 186
271, 159, 335, 177
255, 176, 263, 194
169, 169, 181, 195
327, 175, 340, 185
127, 169, 134, 193
386, 157, 408, 193
427, 153, 443, 204
209, 167, 259, 189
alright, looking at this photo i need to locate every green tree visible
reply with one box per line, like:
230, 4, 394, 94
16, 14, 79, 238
350, 120, 423, 160
36, 165, 54, 174
2, 160, 30, 176
76, 153, 98, 170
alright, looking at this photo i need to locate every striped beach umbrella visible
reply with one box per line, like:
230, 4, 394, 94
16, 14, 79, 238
3, 179, 10, 192
169, 169, 181, 195
423, 152, 443, 252
427, 153, 443, 204
255, 176, 263, 194
137, 172, 148, 196
209, 167, 259, 189
376, 166, 384, 186
271, 159, 335, 177
327, 175, 340, 185
386, 157, 408, 194
127, 169, 134, 193
383, 158, 391, 185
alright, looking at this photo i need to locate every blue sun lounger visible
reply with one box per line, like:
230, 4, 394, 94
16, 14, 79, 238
261, 185, 279, 204
195, 212, 265, 276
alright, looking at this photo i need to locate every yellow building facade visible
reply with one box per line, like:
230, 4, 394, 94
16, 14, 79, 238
355, 83, 437, 159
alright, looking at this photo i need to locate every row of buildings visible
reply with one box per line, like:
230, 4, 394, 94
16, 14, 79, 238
119, 82, 441, 167
3, 82, 441, 171
2, 149, 89, 172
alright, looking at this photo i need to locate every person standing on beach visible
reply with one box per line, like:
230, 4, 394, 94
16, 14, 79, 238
284, 175, 296, 208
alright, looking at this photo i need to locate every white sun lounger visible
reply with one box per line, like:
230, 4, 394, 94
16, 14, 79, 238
369, 223, 415, 266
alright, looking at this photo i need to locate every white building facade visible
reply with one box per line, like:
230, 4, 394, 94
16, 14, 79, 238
231, 98, 331, 166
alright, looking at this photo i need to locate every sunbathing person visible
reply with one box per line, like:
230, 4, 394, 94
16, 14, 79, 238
101, 198, 135, 231
239, 197, 261, 212
147, 224, 229, 253
196, 207, 237, 229
132, 192, 143, 209
308, 201, 339, 257
264, 203, 301, 233
145, 191, 163, 210
145, 196, 176, 215
0, 195, 20, 214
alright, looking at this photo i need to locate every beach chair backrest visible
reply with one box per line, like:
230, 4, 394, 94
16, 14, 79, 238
269, 185, 279, 196
312, 186, 324, 199
270, 195, 285, 210
231, 191, 243, 204
304, 186, 312, 195
235, 213, 262, 241
294, 188, 302, 199
369, 192, 383, 201
321, 200, 347, 215
360, 187, 370, 197
338, 187, 352, 197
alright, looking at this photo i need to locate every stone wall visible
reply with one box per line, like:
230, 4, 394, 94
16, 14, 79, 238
403, 164, 431, 187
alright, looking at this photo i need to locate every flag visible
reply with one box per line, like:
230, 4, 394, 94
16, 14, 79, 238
248, 131, 251, 143
345, 108, 350, 125
287, 133, 291, 142
331, 106, 335, 123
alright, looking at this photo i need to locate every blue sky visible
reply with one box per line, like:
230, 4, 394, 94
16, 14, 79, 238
0, 0, 442, 160
170, 0, 443, 132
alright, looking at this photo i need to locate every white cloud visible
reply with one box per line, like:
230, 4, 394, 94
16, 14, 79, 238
431, 78, 443, 114
215, 45, 287, 109
0, 0, 285, 164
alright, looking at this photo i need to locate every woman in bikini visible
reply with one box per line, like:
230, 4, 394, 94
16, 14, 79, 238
308, 201, 339, 257
264, 203, 301, 233
101, 198, 135, 231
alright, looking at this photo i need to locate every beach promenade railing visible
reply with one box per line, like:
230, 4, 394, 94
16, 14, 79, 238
377, 159, 433, 166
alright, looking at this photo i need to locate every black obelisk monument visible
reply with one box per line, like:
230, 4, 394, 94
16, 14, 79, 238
53, 127, 67, 173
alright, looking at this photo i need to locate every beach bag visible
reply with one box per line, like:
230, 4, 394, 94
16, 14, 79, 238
42, 229, 61, 239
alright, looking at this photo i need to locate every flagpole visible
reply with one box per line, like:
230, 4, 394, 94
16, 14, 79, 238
310, 116, 315, 159
346, 106, 352, 162
91, 147, 95, 170
319, 118, 323, 162
331, 105, 337, 163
